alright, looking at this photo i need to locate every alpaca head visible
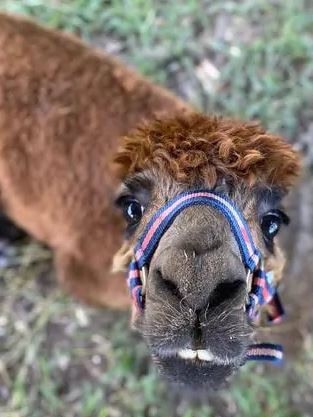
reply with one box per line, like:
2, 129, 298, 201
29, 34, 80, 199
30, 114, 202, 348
113, 113, 300, 389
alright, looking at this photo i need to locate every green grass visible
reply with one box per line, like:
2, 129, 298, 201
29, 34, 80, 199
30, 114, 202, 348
0, 1, 313, 416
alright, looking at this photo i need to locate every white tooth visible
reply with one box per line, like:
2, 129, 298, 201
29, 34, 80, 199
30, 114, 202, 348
197, 349, 214, 361
178, 349, 197, 360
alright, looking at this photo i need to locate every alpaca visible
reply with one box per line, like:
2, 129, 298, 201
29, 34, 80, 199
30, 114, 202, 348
0, 14, 301, 388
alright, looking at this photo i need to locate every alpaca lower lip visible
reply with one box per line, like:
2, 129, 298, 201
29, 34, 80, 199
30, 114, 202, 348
152, 352, 237, 388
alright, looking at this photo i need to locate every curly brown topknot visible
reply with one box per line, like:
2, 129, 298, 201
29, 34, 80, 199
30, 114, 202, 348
115, 113, 301, 188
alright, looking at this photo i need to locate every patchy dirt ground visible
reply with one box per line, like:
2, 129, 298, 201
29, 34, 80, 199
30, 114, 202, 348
1, 2, 313, 417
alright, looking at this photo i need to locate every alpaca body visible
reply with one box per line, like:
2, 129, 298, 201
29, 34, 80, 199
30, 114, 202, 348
0, 13, 191, 307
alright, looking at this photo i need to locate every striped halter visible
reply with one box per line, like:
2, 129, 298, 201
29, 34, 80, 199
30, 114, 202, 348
128, 190, 284, 364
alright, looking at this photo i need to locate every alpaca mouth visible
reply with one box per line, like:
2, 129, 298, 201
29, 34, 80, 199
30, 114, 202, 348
177, 348, 237, 365
151, 347, 241, 388
178, 348, 214, 362
153, 347, 245, 367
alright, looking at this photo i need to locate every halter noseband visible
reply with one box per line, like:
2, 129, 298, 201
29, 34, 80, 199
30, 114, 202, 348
128, 190, 284, 364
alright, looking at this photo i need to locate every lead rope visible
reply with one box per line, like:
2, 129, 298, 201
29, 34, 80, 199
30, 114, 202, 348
127, 190, 285, 364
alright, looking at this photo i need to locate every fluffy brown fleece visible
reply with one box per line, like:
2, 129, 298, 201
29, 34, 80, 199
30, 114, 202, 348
115, 113, 300, 188
0, 13, 191, 308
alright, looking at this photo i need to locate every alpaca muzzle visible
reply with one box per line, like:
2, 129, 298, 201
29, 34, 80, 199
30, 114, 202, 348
127, 190, 285, 364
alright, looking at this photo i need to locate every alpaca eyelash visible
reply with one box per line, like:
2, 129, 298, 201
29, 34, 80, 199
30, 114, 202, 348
115, 193, 141, 209
260, 209, 290, 226
275, 209, 290, 225
115, 194, 132, 207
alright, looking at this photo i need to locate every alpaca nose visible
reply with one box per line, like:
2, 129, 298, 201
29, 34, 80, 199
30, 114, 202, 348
149, 206, 247, 311
155, 265, 247, 313
151, 238, 247, 312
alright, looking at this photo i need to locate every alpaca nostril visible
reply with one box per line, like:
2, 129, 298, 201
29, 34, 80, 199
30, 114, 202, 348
155, 270, 183, 299
209, 279, 246, 308
163, 279, 182, 298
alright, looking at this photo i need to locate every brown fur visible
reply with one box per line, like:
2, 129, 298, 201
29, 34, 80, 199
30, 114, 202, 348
115, 114, 300, 188
0, 13, 192, 308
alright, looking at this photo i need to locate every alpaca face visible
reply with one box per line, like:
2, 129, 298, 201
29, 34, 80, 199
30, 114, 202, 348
114, 114, 300, 388
115, 174, 290, 388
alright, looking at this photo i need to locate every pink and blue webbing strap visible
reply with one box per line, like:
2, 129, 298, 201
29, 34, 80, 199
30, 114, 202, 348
134, 190, 260, 271
128, 190, 260, 309
246, 343, 283, 363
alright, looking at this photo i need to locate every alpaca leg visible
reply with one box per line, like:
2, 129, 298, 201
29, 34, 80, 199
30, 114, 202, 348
54, 250, 130, 309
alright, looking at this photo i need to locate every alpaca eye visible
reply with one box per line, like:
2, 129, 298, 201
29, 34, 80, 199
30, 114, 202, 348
261, 210, 289, 242
123, 200, 144, 225
261, 214, 281, 240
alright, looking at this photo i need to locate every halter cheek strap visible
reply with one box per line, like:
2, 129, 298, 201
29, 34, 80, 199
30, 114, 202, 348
127, 190, 285, 364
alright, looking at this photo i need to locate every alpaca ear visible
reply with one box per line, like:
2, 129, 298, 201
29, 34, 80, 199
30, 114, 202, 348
111, 241, 133, 273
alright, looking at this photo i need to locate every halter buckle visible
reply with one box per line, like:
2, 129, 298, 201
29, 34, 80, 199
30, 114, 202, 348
246, 269, 253, 293
140, 265, 148, 296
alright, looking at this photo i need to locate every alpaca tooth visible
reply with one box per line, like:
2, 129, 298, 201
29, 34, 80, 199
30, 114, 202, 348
178, 349, 197, 360
197, 349, 214, 361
